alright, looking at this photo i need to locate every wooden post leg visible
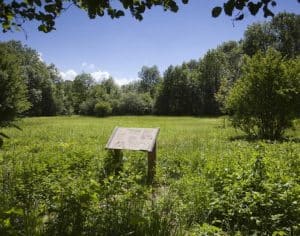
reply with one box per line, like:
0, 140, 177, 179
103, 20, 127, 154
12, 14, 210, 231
113, 149, 123, 174
147, 143, 156, 184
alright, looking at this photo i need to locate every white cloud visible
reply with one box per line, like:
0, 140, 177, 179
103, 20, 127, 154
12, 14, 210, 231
59, 67, 137, 86
91, 70, 110, 82
114, 77, 139, 86
88, 69, 137, 85
60, 69, 78, 81
81, 62, 87, 67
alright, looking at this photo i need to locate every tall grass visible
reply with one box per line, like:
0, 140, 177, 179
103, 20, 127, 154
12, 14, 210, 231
0, 116, 299, 235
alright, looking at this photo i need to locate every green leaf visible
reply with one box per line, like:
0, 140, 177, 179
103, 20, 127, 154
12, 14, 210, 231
212, 7, 222, 18
38, 24, 48, 32
116, 10, 125, 18
263, 5, 274, 17
4, 218, 10, 228
97, 8, 104, 16
169, 2, 179, 12
248, 2, 262, 16
135, 14, 143, 21
5, 207, 24, 216
223, 0, 235, 16
44, 4, 57, 13
235, 14, 244, 21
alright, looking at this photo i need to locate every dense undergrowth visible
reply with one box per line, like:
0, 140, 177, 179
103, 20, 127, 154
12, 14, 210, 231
0, 116, 299, 235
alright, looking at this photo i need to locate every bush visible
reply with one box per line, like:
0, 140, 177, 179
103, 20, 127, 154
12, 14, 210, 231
119, 92, 153, 115
79, 99, 96, 115
205, 154, 300, 235
226, 49, 300, 139
94, 101, 112, 117
109, 98, 121, 115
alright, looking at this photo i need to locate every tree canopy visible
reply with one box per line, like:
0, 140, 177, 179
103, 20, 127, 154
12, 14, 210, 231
226, 48, 300, 139
138, 65, 161, 97
0, 12, 299, 142
243, 12, 300, 58
1, 0, 298, 33
0, 42, 30, 125
0, 41, 31, 146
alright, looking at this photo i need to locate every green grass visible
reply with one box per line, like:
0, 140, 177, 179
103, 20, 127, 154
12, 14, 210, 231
1, 116, 300, 235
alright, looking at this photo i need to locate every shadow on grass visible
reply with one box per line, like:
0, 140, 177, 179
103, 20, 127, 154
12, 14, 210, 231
284, 137, 300, 143
229, 135, 300, 143
229, 135, 261, 143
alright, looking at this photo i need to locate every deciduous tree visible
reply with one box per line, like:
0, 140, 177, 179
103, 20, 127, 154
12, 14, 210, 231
0, 42, 30, 146
138, 65, 161, 97
226, 48, 300, 139
242, 13, 300, 58
72, 73, 94, 113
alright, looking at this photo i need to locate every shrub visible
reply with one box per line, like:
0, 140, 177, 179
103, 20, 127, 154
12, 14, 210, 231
79, 99, 96, 115
94, 101, 112, 117
119, 92, 153, 115
226, 49, 300, 139
109, 98, 121, 115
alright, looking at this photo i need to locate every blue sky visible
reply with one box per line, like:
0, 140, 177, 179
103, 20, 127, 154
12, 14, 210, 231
0, 0, 299, 85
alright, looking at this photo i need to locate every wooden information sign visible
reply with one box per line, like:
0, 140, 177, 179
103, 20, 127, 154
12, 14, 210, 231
106, 127, 160, 183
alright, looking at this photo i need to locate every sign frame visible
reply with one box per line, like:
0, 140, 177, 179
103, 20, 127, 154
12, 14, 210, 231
106, 127, 159, 152
106, 127, 160, 184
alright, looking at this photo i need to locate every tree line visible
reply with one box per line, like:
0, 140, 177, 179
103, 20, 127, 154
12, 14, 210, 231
0, 13, 299, 126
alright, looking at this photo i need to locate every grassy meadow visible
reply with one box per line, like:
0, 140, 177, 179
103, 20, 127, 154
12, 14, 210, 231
1, 116, 300, 235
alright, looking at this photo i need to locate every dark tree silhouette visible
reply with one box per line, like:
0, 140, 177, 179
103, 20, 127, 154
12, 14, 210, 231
1, 0, 297, 33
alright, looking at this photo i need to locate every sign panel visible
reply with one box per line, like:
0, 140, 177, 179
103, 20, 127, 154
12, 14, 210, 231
106, 127, 159, 152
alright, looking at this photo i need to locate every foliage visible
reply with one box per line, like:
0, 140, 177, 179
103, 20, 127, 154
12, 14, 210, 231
242, 13, 300, 58
121, 80, 141, 94
215, 77, 231, 114
154, 47, 240, 116
215, 41, 243, 114
2, 41, 65, 117
0, 116, 299, 235
1, 13, 299, 118
0, 0, 188, 33
138, 65, 161, 97
101, 77, 120, 98
211, 0, 286, 20
0, 42, 30, 146
0, 9, 299, 235
155, 64, 202, 115
1, 0, 294, 33
94, 101, 112, 117
119, 92, 153, 115
103, 150, 124, 176
226, 49, 300, 139
0, 43, 30, 125
198, 49, 229, 115
270, 12, 300, 58
72, 73, 94, 114
78, 98, 97, 115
